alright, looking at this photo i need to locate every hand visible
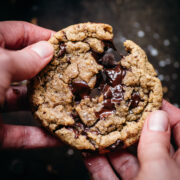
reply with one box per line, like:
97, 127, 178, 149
84, 100, 180, 180
0, 21, 61, 149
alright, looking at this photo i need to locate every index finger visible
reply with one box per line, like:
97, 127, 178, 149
0, 21, 55, 50
84, 155, 119, 180
161, 100, 180, 127
0, 124, 61, 149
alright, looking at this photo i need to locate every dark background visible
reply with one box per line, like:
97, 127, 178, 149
1, 0, 180, 179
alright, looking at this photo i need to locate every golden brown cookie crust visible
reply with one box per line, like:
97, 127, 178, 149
29, 23, 163, 152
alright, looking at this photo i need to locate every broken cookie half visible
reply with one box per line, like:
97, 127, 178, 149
29, 23, 163, 153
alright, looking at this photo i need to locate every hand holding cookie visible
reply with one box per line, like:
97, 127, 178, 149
0, 21, 61, 148
1, 21, 180, 180
85, 101, 180, 180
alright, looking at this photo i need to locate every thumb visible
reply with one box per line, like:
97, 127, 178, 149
138, 110, 170, 164
0, 41, 53, 104
5, 41, 54, 81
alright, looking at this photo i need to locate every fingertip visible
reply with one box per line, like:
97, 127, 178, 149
148, 110, 169, 132
10, 41, 54, 80
30, 41, 54, 59
50, 31, 56, 38
161, 100, 180, 127
0, 124, 61, 149
138, 110, 171, 164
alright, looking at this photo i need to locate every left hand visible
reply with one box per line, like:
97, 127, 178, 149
0, 21, 61, 149
84, 100, 180, 180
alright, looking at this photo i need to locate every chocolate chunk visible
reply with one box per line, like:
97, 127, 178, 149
103, 99, 115, 110
91, 51, 104, 62
70, 40, 126, 119
103, 85, 112, 99
111, 85, 124, 103
106, 48, 123, 63
70, 81, 91, 101
95, 84, 124, 118
65, 121, 90, 138
130, 91, 141, 108
93, 65, 126, 119
95, 71, 107, 89
104, 65, 126, 87
95, 110, 115, 119
95, 99, 115, 119
58, 43, 66, 57
89, 88, 101, 98
101, 53, 118, 67
103, 40, 116, 51
103, 85, 123, 103
108, 139, 123, 150
92, 40, 122, 67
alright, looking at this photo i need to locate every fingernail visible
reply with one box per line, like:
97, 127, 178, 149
148, 110, 169, 132
31, 41, 53, 59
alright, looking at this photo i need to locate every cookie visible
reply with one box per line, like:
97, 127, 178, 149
29, 23, 163, 152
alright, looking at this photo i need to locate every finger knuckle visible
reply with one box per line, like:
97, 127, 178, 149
0, 49, 11, 65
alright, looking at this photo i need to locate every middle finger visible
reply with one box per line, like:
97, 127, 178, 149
108, 151, 139, 180
84, 155, 119, 180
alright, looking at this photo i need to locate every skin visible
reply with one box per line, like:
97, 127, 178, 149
84, 102, 180, 180
0, 21, 61, 148
1, 21, 180, 179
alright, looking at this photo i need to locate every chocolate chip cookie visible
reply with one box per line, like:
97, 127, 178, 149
29, 23, 163, 152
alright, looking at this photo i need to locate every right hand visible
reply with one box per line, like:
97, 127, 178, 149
84, 100, 180, 180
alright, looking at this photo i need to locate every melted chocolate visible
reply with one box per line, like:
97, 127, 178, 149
58, 43, 66, 57
111, 85, 124, 102
95, 71, 107, 89
69, 41, 127, 119
70, 81, 91, 101
65, 75, 138, 139
62, 41, 141, 150
95, 65, 126, 119
104, 65, 126, 87
92, 41, 126, 118
95, 107, 115, 119
89, 88, 101, 99
130, 91, 141, 108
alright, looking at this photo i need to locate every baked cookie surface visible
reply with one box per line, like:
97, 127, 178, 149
29, 23, 163, 152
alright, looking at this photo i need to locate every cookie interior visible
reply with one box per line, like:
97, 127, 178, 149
29, 23, 162, 152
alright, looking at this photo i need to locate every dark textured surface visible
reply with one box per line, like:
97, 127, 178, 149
0, 0, 180, 179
